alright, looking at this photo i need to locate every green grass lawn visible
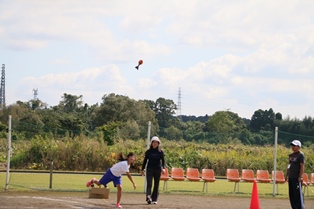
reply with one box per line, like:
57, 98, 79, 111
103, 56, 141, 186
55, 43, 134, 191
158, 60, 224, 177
1, 172, 313, 199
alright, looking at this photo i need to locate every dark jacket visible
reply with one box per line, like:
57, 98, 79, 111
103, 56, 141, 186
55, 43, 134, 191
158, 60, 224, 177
141, 148, 165, 171
288, 151, 304, 178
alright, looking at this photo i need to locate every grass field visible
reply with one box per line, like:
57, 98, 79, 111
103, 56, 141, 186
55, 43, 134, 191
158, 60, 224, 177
2, 171, 313, 199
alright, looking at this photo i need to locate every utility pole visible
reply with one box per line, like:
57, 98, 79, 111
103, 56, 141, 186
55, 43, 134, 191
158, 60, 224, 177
177, 87, 182, 121
0, 64, 5, 108
33, 88, 38, 100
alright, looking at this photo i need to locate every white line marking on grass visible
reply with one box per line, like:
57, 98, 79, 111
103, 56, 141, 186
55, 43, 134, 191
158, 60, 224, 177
0, 207, 35, 209
1, 196, 81, 204
0, 196, 103, 209
1, 196, 32, 199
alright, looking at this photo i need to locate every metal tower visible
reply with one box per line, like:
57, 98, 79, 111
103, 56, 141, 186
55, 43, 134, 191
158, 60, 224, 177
0, 64, 5, 108
177, 87, 182, 121
33, 88, 38, 100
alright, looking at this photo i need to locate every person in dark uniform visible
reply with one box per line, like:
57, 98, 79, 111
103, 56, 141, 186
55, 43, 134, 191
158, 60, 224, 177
286, 140, 305, 209
141, 136, 166, 205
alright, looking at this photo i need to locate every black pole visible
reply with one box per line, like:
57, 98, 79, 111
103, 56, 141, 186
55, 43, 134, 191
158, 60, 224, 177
49, 159, 53, 189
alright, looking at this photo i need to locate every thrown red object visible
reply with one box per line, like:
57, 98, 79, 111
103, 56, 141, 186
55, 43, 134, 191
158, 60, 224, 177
135, 60, 143, 70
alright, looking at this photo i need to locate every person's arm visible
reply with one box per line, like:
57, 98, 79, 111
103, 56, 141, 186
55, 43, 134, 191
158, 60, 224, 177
126, 172, 136, 190
141, 151, 148, 176
161, 150, 166, 174
299, 163, 304, 183
285, 163, 290, 181
161, 151, 165, 169
298, 153, 305, 183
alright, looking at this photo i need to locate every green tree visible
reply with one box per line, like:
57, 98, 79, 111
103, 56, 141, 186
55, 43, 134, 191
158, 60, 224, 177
153, 97, 177, 128
92, 93, 158, 138
0, 102, 30, 123
181, 121, 205, 141
275, 112, 282, 120
141, 99, 155, 110
29, 99, 47, 110
0, 122, 7, 131
58, 93, 83, 113
119, 119, 140, 140
96, 121, 121, 145
15, 113, 45, 139
205, 111, 234, 133
58, 114, 86, 136
204, 111, 248, 143
250, 108, 279, 131
164, 125, 183, 140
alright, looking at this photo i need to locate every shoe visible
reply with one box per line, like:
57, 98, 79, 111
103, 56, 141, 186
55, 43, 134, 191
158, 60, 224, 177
86, 178, 96, 187
152, 201, 157, 204
115, 203, 122, 208
147, 195, 152, 204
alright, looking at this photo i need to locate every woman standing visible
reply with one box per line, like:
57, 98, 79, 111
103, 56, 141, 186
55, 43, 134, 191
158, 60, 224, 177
141, 136, 166, 204
286, 140, 305, 209
86, 152, 137, 209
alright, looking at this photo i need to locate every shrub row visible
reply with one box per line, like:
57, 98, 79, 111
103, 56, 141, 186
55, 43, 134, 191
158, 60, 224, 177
1, 136, 313, 176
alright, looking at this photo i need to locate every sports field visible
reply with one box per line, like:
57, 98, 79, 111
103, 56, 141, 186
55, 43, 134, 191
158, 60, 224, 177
1, 191, 314, 209
1, 172, 314, 208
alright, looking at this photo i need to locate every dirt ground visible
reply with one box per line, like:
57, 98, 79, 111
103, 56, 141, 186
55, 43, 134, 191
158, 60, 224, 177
0, 191, 314, 209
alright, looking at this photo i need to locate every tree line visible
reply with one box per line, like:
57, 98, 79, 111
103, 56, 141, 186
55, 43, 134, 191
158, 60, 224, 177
0, 92, 313, 146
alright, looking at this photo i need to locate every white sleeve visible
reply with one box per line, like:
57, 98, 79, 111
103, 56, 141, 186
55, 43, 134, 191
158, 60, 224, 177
121, 161, 129, 173
111, 161, 129, 176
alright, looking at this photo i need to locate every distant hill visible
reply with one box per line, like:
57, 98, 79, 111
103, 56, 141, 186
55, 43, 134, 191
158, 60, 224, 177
180, 114, 251, 125
179, 114, 210, 123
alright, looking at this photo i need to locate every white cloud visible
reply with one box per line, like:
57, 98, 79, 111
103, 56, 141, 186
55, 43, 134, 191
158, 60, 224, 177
1, 0, 314, 119
16, 65, 131, 106
0, 1, 172, 61
50, 59, 71, 65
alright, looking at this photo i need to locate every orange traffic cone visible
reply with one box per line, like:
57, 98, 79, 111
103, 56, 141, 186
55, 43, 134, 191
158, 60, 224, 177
250, 180, 260, 209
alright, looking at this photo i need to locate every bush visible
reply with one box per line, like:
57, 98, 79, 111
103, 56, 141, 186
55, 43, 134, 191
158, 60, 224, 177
4, 137, 313, 175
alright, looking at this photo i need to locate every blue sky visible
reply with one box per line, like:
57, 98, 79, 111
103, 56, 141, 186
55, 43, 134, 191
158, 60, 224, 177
0, 0, 313, 119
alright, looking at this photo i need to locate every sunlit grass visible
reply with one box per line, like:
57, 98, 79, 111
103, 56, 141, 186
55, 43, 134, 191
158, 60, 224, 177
2, 172, 310, 199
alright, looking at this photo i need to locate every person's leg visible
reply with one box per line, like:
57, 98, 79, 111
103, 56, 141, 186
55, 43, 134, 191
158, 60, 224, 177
92, 179, 109, 187
288, 179, 296, 209
93, 179, 101, 186
295, 181, 302, 209
99, 169, 115, 187
289, 178, 302, 209
116, 184, 122, 205
113, 177, 123, 208
151, 169, 161, 202
87, 178, 109, 187
86, 177, 97, 187
146, 169, 153, 203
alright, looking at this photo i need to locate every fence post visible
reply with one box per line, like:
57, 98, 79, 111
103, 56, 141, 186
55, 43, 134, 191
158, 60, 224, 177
272, 126, 278, 197
49, 159, 53, 189
5, 115, 12, 191
144, 121, 151, 193
147, 121, 151, 149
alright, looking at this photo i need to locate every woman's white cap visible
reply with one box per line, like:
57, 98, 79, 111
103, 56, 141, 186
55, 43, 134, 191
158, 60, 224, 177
290, 140, 301, 147
151, 136, 161, 144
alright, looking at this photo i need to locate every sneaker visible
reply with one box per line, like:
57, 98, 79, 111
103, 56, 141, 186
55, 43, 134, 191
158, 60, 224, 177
115, 203, 122, 208
147, 195, 152, 204
152, 201, 157, 204
86, 178, 96, 187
